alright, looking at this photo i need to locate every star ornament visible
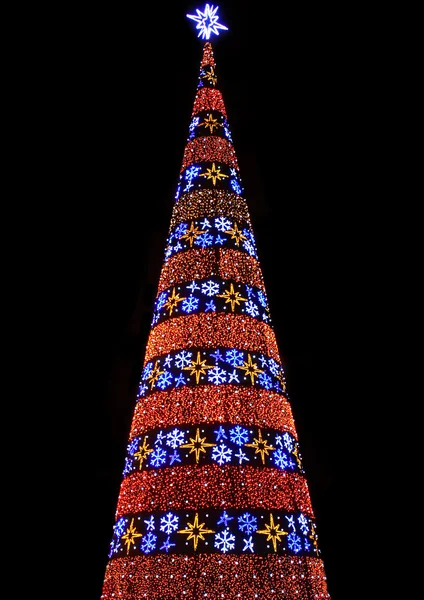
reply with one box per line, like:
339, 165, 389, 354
200, 162, 229, 186
236, 353, 264, 385
245, 428, 275, 464
147, 359, 165, 389
180, 427, 216, 463
183, 351, 213, 384
180, 221, 206, 247
121, 518, 142, 555
257, 513, 288, 553
186, 4, 228, 40
178, 512, 215, 550
217, 282, 247, 312
134, 437, 153, 468
164, 287, 186, 314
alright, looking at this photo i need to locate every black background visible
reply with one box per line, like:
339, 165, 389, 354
53, 2, 382, 598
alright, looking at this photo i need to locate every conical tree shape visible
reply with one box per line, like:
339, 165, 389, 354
101, 40, 331, 600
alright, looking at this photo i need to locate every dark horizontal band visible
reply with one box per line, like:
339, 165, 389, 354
123, 423, 302, 475
108, 507, 321, 559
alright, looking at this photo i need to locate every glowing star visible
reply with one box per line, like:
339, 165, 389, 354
244, 428, 275, 464
256, 513, 288, 552
309, 522, 320, 554
121, 518, 143, 554
186, 4, 228, 40
276, 369, 287, 392
180, 427, 216, 463
183, 351, 214, 384
292, 443, 303, 469
217, 282, 247, 312
199, 162, 229, 185
225, 222, 247, 246
164, 287, 186, 315
180, 221, 207, 247
202, 113, 221, 133
201, 67, 217, 86
178, 512, 215, 550
147, 359, 165, 389
236, 353, 264, 385
134, 437, 154, 468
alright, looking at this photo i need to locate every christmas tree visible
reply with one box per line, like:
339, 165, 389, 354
101, 5, 331, 599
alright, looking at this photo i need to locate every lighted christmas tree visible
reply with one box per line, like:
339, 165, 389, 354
101, 5, 331, 599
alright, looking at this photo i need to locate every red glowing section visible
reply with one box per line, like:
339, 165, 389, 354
170, 189, 251, 227
130, 386, 297, 439
201, 41, 216, 68
116, 465, 313, 517
181, 137, 239, 173
144, 313, 280, 362
101, 555, 331, 600
192, 87, 227, 118
157, 247, 265, 293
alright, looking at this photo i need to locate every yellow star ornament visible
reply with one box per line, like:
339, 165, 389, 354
121, 518, 142, 555
179, 427, 216, 463
178, 512, 215, 550
236, 353, 264, 384
225, 222, 247, 246
180, 221, 206, 247
202, 113, 221, 133
163, 287, 186, 315
199, 162, 229, 185
244, 428, 275, 464
256, 513, 288, 552
147, 360, 165, 389
183, 351, 213, 384
216, 282, 247, 312
134, 437, 153, 468
292, 443, 303, 469
309, 522, 320, 554
201, 67, 217, 86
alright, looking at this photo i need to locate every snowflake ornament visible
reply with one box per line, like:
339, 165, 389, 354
214, 529, 236, 553
160, 512, 179, 535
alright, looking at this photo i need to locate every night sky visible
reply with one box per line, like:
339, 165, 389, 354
67, 3, 372, 598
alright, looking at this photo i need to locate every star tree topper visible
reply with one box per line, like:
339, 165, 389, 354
186, 4, 228, 40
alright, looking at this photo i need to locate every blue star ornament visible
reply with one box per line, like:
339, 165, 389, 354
186, 4, 228, 40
